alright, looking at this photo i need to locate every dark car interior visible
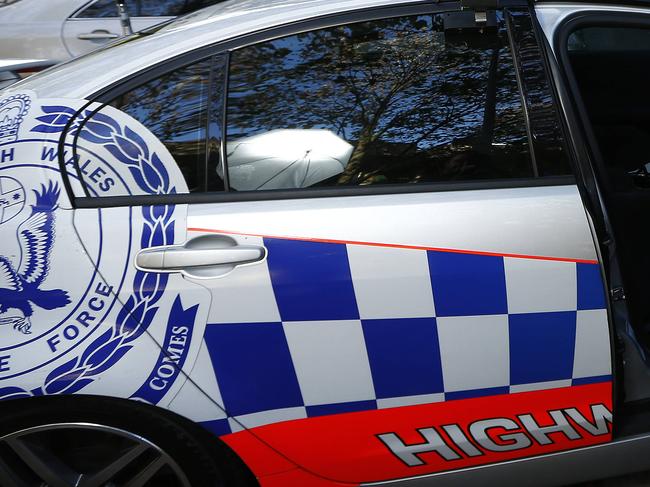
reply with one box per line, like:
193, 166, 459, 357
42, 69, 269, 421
568, 25, 650, 354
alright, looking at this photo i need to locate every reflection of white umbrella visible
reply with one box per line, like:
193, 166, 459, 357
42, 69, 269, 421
224, 129, 354, 191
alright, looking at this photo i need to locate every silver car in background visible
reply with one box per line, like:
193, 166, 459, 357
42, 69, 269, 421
0, 0, 224, 87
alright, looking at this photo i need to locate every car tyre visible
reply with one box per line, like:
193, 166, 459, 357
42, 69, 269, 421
0, 395, 257, 487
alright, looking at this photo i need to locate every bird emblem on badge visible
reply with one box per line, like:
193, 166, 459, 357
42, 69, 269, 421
0, 181, 71, 334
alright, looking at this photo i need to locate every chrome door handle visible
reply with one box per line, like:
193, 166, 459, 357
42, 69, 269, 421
135, 235, 266, 279
137, 247, 264, 270
77, 31, 120, 40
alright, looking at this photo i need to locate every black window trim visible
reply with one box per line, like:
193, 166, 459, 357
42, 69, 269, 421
73, 176, 576, 208
63, 0, 574, 209
220, 51, 231, 193
504, 9, 539, 178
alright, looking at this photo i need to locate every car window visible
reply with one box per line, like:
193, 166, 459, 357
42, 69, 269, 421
225, 13, 534, 191
129, 0, 224, 17
76, 0, 119, 18
568, 26, 650, 52
103, 55, 226, 193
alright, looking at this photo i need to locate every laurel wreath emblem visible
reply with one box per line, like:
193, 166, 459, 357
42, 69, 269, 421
0, 106, 176, 401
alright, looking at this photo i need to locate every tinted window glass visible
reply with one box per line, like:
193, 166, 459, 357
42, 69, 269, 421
569, 26, 650, 51
109, 56, 226, 193
77, 0, 118, 18
129, 0, 223, 17
226, 13, 532, 191
129, 0, 183, 16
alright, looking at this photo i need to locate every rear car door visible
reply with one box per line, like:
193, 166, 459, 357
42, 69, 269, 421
60, 4, 614, 485
0, 0, 76, 64
62, 0, 124, 57
62, 0, 174, 58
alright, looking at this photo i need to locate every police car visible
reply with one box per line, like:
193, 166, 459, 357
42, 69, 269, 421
0, 0, 648, 485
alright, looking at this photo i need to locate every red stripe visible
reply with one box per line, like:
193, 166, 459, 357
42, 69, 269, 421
187, 227, 599, 264
222, 383, 612, 485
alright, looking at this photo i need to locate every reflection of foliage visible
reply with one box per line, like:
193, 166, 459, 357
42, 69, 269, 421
110, 58, 216, 192
228, 14, 532, 186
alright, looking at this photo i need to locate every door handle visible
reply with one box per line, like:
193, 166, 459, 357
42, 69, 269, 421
137, 247, 264, 270
77, 30, 120, 40
135, 235, 266, 279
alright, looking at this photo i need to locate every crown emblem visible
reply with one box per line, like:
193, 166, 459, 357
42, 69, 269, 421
0, 94, 31, 144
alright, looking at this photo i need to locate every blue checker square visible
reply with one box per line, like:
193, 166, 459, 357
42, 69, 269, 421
306, 400, 377, 418
204, 322, 303, 416
509, 311, 577, 385
265, 238, 359, 321
445, 386, 509, 401
362, 318, 444, 398
577, 263, 606, 310
572, 375, 612, 386
427, 251, 507, 317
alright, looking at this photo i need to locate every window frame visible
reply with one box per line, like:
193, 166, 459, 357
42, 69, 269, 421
62, 1, 573, 209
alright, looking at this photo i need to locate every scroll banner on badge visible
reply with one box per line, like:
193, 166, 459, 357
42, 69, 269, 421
131, 296, 197, 404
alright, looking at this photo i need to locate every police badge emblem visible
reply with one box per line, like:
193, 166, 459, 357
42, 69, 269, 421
0, 182, 71, 334
0, 91, 209, 407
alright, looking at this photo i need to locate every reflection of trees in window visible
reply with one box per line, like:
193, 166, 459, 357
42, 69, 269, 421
227, 14, 532, 188
110, 57, 222, 192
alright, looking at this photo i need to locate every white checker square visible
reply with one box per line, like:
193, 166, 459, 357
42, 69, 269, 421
509, 379, 571, 394
347, 244, 435, 319
283, 320, 375, 405
228, 407, 307, 433
437, 315, 509, 392
377, 393, 445, 410
203, 238, 281, 324
573, 309, 612, 378
505, 258, 577, 314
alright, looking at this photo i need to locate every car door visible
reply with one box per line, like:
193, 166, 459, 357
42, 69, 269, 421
0, 0, 78, 63
60, 4, 614, 485
62, 0, 124, 57
62, 0, 172, 58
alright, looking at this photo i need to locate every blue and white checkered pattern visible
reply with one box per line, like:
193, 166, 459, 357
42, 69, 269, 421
190, 237, 611, 435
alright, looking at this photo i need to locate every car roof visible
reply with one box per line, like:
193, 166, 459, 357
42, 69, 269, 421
15, 0, 432, 100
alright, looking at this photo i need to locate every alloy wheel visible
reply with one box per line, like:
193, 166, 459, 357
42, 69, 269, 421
0, 422, 192, 487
